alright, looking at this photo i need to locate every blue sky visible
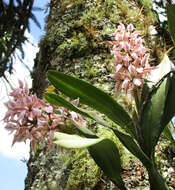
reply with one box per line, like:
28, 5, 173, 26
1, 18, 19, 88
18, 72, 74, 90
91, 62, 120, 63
0, 1, 49, 190
29, 0, 49, 42
0, 153, 28, 190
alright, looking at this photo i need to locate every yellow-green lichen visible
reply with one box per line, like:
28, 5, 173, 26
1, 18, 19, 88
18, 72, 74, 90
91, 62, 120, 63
56, 32, 90, 58
66, 149, 101, 190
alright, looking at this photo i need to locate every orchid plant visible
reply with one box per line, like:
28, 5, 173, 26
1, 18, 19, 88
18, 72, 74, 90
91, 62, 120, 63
42, 24, 175, 190
3, 5, 175, 190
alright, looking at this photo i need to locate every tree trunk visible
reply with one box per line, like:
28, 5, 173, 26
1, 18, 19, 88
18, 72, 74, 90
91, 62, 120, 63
25, 0, 158, 189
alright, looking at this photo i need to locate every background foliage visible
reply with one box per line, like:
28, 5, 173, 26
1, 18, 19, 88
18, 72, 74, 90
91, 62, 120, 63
0, 0, 42, 82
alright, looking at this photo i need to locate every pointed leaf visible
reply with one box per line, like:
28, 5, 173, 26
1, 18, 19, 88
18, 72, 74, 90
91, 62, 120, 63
167, 4, 175, 45
32, 7, 44, 11
44, 92, 90, 119
112, 128, 151, 168
45, 93, 97, 138
54, 132, 102, 148
147, 54, 175, 127
148, 54, 174, 86
54, 132, 126, 189
88, 139, 127, 189
162, 122, 175, 147
139, 55, 173, 157
45, 92, 109, 128
30, 13, 41, 29
74, 124, 98, 138
141, 80, 168, 156
47, 70, 136, 137
162, 74, 175, 127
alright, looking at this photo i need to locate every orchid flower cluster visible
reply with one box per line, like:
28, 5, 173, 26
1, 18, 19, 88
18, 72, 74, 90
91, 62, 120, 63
3, 80, 85, 148
110, 23, 155, 94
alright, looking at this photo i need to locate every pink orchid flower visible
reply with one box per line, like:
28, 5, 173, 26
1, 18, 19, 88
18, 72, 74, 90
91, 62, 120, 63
3, 80, 86, 149
110, 23, 155, 95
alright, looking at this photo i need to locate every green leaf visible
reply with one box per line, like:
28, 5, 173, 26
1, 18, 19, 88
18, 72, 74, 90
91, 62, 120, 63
44, 92, 103, 138
112, 128, 151, 168
139, 55, 173, 157
134, 88, 140, 112
74, 124, 98, 138
54, 132, 127, 190
54, 132, 102, 148
162, 122, 175, 147
146, 54, 175, 129
167, 4, 175, 45
88, 139, 127, 190
44, 92, 90, 119
162, 74, 175, 127
141, 79, 168, 157
45, 92, 110, 128
139, 82, 150, 111
47, 70, 136, 137
45, 92, 99, 138
147, 54, 173, 86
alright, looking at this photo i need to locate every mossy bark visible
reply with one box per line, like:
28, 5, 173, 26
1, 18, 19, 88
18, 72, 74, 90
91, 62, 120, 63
25, 0, 159, 189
